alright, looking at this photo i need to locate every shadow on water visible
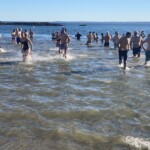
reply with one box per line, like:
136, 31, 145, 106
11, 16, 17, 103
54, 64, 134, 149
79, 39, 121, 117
0, 61, 22, 66
59, 66, 115, 76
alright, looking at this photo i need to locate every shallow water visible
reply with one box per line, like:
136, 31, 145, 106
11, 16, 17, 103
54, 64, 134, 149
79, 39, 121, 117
0, 22, 150, 150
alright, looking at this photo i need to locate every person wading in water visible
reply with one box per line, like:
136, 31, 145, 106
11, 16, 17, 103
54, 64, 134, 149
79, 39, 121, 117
21, 32, 32, 62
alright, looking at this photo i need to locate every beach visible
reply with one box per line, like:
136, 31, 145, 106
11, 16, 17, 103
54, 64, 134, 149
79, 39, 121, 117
0, 22, 150, 150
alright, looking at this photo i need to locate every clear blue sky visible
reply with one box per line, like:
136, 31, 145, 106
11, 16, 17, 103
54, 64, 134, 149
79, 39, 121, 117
0, 0, 149, 22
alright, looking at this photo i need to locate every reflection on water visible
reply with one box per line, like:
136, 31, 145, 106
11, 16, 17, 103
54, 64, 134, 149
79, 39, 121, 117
0, 24, 150, 150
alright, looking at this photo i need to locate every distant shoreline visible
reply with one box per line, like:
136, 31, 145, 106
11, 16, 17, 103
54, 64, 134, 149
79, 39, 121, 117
0, 21, 64, 26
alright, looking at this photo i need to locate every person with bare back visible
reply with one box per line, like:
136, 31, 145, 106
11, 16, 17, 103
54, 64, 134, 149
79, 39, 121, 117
118, 32, 132, 70
59, 28, 70, 58
104, 31, 111, 47
113, 31, 120, 49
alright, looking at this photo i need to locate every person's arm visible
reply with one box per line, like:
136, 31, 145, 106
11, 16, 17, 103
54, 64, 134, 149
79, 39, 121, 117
67, 35, 71, 43
27, 38, 33, 50
118, 38, 121, 50
128, 39, 131, 50
109, 35, 112, 41
142, 39, 147, 51
130, 37, 133, 49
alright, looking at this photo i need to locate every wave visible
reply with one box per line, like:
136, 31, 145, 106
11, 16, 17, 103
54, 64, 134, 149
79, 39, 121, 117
123, 136, 150, 149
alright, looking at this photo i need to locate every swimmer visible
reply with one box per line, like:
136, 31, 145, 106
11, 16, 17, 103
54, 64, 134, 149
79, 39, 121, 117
112, 31, 120, 49
59, 28, 70, 58
104, 31, 111, 47
131, 31, 143, 58
142, 34, 150, 65
75, 32, 82, 40
100, 33, 105, 43
86, 32, 93, 45
29, 29, 34, 40
11, 29, 16, 43
20, 32, 32, 62
118, 32, 132, 70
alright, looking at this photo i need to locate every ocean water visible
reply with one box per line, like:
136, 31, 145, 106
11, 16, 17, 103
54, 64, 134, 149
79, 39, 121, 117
0, 22, 150, 150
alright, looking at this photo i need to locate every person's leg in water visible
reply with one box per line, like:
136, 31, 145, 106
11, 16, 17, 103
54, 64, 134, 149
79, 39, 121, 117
63, 47, 67, 58
63, 44, 68, 58
58, 47, 61, 53
133, 47, 136, 58
23, 54, 27, 62
22, 49, 32, 62
119, 50, 122, 65
59, 44, 64, 54
145, 51, 150, 65
137, 47, 141, 58
123, 51, 128, 69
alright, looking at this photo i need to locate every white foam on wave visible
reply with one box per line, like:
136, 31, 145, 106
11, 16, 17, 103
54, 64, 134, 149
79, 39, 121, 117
0, 48, 21, 62
0, 46, 87, 65
31, 52, 77, 63
78, 54, 88, 59
0, 48, 6, 53
123, 136, 150, 149
49, 47, 59, 51
68, 47, 73, 50
48, 47, 73, 51
145, 62, 150, 67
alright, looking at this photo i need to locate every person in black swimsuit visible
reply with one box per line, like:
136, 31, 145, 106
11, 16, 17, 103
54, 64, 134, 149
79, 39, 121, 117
21, 32, 32, 62
75, 32, 82, 40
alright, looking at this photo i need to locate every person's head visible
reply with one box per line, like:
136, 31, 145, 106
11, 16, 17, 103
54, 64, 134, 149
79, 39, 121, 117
21, 32, 25, 38
62, 28, 67, 32
126, 32, 131, 38
148, 34, 150, 38
134, 31, 138, 36
115, 31, 118, 36
24, 32, 28, 38
101, 33, 104, 36
65, 28, 67, 32
61, 28, 65, 34
106, 31, 110, 35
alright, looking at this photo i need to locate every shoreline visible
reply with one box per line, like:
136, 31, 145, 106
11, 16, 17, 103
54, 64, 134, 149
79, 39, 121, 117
0, 21, 64, 26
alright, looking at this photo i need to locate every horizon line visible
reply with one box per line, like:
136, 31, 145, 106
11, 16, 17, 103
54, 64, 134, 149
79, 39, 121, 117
1, 20, 150, 23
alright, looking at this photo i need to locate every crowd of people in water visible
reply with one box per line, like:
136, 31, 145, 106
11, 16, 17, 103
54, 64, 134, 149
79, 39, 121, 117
51, 29, 150, 69
0, 27, 150, 70
10, 28, 34, 62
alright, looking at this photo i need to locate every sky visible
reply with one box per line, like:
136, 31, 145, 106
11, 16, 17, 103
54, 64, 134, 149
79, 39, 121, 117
0, 0, 150, 22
